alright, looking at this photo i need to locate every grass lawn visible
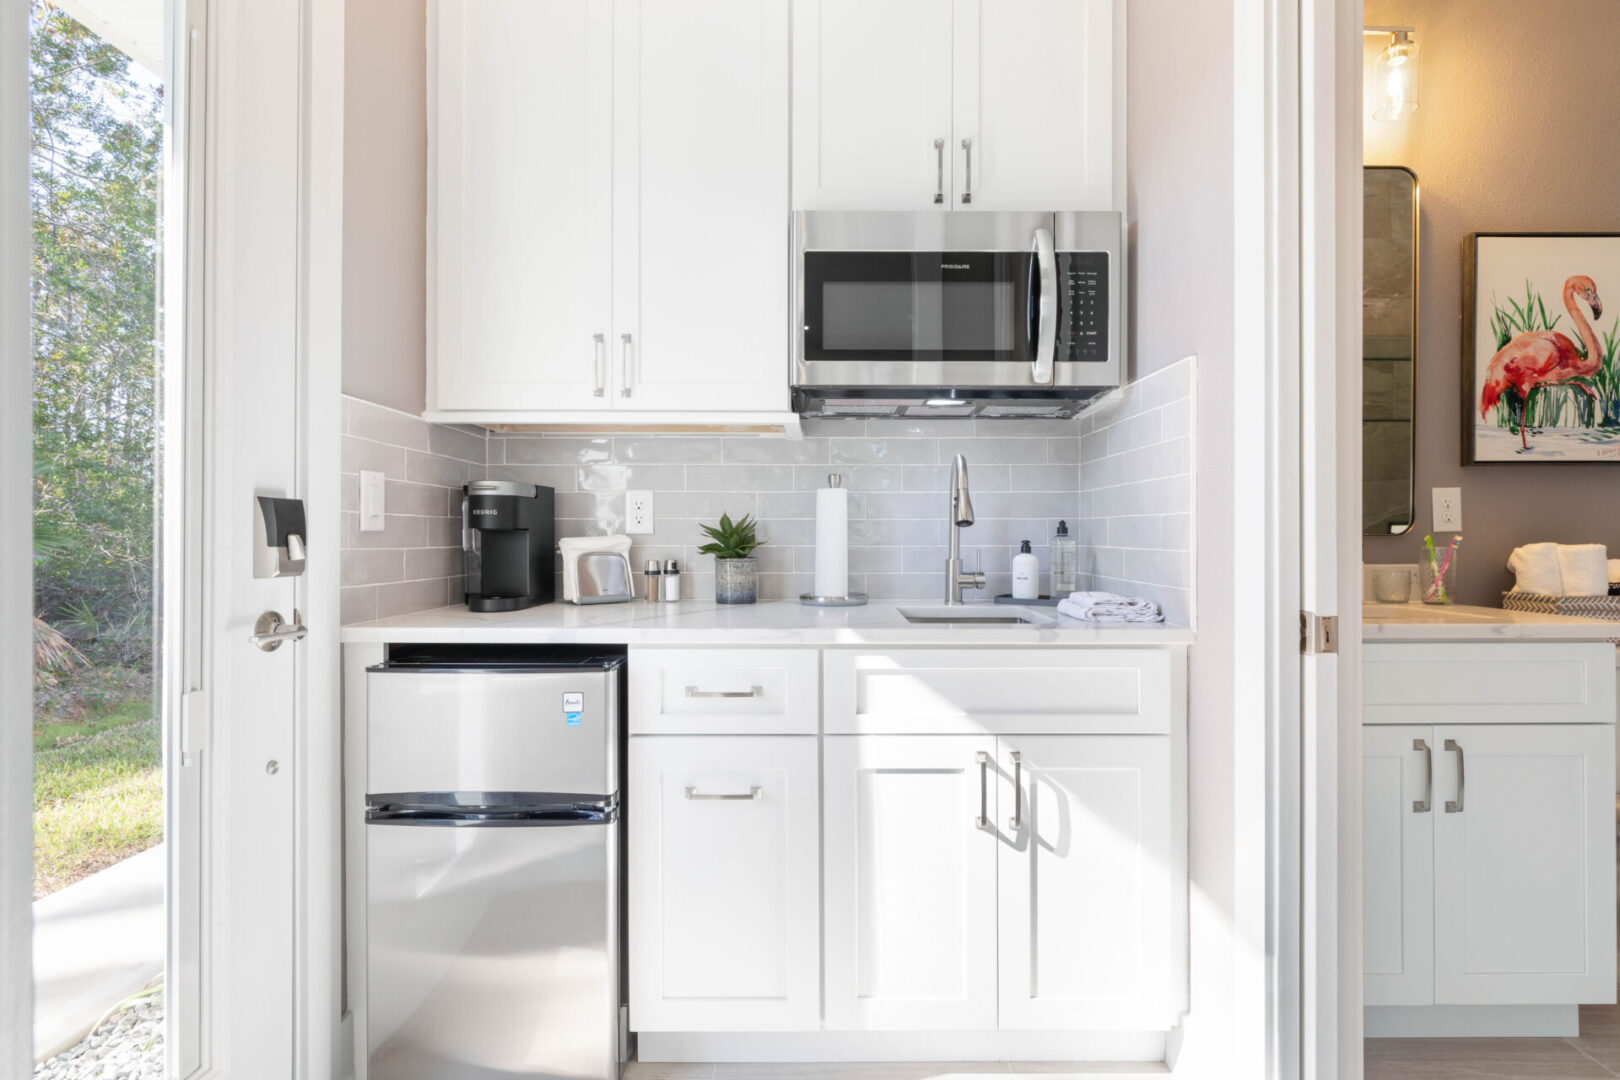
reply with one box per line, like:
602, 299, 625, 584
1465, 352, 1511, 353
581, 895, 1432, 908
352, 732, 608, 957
33, 696, 162, 899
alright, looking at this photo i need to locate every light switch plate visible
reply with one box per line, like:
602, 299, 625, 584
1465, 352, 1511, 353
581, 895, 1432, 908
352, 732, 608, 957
360, 470, 386, 532
1432, 486, 1462, 532
626, 490, 654, 535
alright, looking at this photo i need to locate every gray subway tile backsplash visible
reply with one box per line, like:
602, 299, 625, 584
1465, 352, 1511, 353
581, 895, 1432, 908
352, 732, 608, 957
341, 361, 1196, 623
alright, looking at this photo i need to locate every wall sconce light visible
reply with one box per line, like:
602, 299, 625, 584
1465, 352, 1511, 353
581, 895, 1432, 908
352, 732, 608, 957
1366, 27, 1420, 121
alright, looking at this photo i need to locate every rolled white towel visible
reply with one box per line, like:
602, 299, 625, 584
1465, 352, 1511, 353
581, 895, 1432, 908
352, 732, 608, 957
1057, 591, 1165, 623
1557, 544, 1608, 597
1507, 542, 1562, 596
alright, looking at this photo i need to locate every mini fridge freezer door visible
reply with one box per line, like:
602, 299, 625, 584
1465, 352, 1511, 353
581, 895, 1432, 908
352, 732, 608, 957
365, 815, 619, 1080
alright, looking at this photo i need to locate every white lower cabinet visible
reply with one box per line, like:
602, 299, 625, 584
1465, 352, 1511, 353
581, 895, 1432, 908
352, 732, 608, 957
823, 735, 1000, 1031
628, 735, 820, 1031
1363, 721, 1616, 1011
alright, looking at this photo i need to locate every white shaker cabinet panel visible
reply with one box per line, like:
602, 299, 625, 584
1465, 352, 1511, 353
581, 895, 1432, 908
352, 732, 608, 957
996, 736, 1175, 1029
823, 735, 999, 1030
1431, 724, 1616, 1005
951, 0, 1116, 211
612, 0, 789, 411
629, 736, 820, 1031
791, 0, 954, 210
429, 0, 613, 411
1362, 725, 1436, 1007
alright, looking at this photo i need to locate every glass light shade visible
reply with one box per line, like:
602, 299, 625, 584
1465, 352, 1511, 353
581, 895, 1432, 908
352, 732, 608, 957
1373, 32, 1420, 121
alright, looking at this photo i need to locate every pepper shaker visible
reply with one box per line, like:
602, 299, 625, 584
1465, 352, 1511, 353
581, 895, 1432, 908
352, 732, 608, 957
660, 559, 681, 602
643, 559, 662, 602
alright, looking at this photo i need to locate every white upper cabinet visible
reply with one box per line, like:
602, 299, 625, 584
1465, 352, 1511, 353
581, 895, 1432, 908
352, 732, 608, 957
792, 0, 1117, 211
429, 0, 791, 419
430, 0, 613, 411
952, 0, 1116, 211
613, 0, 789, 412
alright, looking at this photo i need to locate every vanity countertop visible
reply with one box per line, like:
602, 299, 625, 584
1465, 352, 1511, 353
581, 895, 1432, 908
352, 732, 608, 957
1363, 602, 1620, 643
339, 599, 1195, 647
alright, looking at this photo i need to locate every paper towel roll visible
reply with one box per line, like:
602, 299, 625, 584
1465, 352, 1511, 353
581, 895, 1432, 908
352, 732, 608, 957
814, 476, 849, 599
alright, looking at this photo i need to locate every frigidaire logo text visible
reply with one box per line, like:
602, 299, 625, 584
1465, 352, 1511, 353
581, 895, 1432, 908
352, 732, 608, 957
941, 263, 970, 269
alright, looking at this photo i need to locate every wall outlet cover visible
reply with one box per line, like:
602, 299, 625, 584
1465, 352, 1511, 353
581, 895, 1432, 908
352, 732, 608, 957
1432, 486, 1462, 533
626, 490, 654, 535
359, 470, 386, 532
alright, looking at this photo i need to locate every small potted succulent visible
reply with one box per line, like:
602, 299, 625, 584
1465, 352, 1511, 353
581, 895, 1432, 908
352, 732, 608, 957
698, 512, 762, 604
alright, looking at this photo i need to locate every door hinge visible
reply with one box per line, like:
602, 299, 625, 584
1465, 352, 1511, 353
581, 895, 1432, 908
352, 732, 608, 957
1301, 612, 1339, 655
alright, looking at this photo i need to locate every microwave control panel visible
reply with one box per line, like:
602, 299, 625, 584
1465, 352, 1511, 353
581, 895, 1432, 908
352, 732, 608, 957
1057, 251, 1109, 363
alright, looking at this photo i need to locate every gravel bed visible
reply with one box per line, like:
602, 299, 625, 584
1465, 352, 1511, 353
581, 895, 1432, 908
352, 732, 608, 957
34, 989, 163, 1080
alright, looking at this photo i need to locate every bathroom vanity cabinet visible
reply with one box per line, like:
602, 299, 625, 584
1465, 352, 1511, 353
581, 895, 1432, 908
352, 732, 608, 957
1363, 640, 1617, 1037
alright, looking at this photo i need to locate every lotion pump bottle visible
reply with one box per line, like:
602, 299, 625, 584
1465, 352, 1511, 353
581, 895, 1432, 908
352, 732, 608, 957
1011, 539, 1039, 600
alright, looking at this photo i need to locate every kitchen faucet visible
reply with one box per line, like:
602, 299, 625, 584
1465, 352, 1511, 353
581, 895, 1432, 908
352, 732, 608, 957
944, 454, 986, 605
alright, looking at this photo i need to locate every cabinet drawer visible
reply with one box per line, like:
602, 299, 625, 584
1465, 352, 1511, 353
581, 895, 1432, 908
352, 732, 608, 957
823, 648, 1178, 735
629, 647, 819, 734
1364, 643, 1616, 726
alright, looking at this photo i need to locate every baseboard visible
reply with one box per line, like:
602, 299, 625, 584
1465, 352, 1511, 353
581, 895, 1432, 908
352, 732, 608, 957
636, 1030, 1169, 1063
1365, 1004, 1580, 1038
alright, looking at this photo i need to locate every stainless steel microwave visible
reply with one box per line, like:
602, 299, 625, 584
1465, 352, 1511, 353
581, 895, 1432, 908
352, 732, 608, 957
791, 210, 1123, 418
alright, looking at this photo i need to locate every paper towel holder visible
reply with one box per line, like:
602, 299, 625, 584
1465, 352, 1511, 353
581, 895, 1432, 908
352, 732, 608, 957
803, 472, 868, 607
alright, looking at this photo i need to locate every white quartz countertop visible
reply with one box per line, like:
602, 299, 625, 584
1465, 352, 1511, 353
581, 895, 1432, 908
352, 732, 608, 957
1362, 602, 1620, 643
340, 599, 1195, 647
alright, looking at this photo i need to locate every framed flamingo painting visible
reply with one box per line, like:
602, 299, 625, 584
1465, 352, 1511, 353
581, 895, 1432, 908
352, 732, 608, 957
1464, 232, 1620, 463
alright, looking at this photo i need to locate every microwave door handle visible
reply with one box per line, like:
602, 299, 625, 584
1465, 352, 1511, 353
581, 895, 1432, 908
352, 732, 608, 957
1032, 227, 1057, 385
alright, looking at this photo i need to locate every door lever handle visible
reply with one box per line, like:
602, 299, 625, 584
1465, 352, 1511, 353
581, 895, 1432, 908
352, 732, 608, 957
250, 609, 308, 652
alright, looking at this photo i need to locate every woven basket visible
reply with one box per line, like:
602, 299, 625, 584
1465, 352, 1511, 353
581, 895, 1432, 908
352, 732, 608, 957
1501, 591, 1620, 620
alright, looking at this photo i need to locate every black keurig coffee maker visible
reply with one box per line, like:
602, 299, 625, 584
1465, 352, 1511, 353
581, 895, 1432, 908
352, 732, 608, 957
462, 480, 555, 611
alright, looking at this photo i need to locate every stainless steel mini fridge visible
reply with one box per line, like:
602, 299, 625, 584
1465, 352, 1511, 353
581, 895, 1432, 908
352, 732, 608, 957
364, 648, 624, 1080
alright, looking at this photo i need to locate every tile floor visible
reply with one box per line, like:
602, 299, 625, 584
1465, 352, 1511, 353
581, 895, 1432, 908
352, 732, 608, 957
1365, 1002, 1620, 1079
624, 1063, 1167, 1079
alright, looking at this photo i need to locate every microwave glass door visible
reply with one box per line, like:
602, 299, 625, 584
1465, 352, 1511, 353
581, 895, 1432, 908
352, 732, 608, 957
802, 251, 1037, 365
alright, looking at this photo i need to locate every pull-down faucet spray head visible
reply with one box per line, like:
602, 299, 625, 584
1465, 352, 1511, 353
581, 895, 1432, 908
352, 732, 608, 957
952, 454, 975, 528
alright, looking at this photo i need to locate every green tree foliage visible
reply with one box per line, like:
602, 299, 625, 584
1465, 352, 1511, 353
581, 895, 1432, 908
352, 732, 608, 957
30, 1, 162, 670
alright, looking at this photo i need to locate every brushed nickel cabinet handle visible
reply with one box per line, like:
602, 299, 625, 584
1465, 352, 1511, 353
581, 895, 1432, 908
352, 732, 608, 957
1444, 738, 1464, 813
933, 138, 945, 204
960, 138, 973, 204
975, 750, 990, 830
592, 333, 606, 397
685, 786, 762, 801
1413, 738, 1432, 813
620, 333, 634, 397
1007, 749, 1023, 832
684, 685, 763, 699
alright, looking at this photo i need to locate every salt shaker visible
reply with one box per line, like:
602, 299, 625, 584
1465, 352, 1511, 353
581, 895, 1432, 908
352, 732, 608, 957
660, 559, 681, 602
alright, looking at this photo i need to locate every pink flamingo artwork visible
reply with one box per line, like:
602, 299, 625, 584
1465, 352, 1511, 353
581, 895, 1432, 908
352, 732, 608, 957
1479, 274, 1605, 450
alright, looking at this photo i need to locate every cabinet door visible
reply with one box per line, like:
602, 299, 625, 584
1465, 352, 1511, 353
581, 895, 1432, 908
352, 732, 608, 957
951, 0, 1115, 211
823, 736, 999, 1030
628, 736, 820, 1031
1362, 725, 1435, 1006
430, 0, 613, 411
1433, 724, 1616, 1004
791, 0, 954, 209
612, 0, 789, 411
997, 736, 1175, 1029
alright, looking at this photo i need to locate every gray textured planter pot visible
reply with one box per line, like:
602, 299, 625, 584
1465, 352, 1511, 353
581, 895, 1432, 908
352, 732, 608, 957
714, 556, 758, 604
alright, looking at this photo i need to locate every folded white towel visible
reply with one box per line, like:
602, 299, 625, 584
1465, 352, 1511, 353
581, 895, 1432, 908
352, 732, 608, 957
1558, 544, 1609, 597
1508, 542, 1563, 596
1057, 591, 1165, 623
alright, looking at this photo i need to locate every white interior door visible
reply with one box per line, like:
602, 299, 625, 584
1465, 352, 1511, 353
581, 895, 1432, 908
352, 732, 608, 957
611, 0, 788, 412
996, 735, 1175, 1030
430, 0, 613, 411
790, 0, 953, 210
628, 736, 820, 1031
823, 735, 998, 1031
1360, 725, 1434, 1007
1432, 724, 1617, 1005
950, 0, 1115, 211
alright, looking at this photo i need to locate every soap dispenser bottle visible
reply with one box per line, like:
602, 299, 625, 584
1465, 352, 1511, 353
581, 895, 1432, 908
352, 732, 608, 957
1052, 520, 1078, 595
1012, 539, 1039, 600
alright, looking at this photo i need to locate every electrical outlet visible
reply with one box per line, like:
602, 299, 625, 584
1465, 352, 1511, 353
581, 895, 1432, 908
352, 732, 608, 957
1432, 486, 1462, 532
626, 490, 654, 535
359, 470, 386, 532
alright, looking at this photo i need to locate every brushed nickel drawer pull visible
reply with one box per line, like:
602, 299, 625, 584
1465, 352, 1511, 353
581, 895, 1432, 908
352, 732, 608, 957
975, 750, 990, 830
1007, 749, 1024, 831
1444, 739, 1465, 813
1413, 738, 1432, 813
685, 786, 762, 801
684, 685, 763, 699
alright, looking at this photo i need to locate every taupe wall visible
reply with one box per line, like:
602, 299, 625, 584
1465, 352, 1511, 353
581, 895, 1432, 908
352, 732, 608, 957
1362, 0, 1620, 603
1126, 0, 1238, 1050
341, 0, 426, 416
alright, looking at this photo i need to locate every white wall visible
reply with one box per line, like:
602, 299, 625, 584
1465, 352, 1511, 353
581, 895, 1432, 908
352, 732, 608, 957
1126, 0, 1241, 1066
341, 0, 426, 416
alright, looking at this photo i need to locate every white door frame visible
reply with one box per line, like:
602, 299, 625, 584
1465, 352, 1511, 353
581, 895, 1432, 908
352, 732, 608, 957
1, 0, 35, 1071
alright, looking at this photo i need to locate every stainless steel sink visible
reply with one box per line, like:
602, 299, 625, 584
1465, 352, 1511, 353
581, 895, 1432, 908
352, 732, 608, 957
897, 605, 1053, 625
